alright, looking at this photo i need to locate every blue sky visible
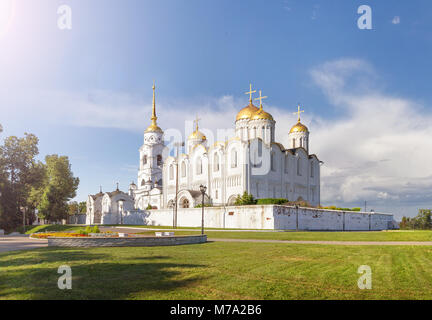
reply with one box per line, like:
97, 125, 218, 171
1, 0, 431, 219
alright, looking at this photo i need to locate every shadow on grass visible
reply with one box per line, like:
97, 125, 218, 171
0, 248, 206, 300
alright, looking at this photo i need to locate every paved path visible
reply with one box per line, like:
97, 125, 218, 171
208, 238, 432, 246
0, 236, 47, 252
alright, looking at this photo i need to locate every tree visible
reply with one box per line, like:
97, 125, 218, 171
0, 133, 39, 230
37, 155, 79, 222
78, 201, 86, 214
234, 192, 257, 206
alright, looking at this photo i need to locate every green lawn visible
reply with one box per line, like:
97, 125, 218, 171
1, 242, 432, 299
25, 225, 432, 242
25, 225, 82, 234
144, 230, 432, 242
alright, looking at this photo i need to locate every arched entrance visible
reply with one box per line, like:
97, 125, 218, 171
94, 210, 101, 224
227, 195, 237, 206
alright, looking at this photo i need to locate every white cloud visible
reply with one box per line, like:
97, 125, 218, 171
392, 16, 401, 25
2, 58, 431, 218
308, 58, 432, 217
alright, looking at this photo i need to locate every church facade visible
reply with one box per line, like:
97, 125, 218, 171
86, 83, 321, 224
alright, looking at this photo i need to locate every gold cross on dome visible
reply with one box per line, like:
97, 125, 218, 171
254, 90, 268, 108
294, 104, 304, 122
194, 116, 201, 131
245, 83, 256, 103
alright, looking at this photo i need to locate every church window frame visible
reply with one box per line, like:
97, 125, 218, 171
169, 164, 174, 180
310, 161, 314, 178
271, 152, 276, 172
181, 161, 186, 177
157, 155, 162, 166
231, 149, 238, 168
196, 157, 203, 175
297, 157, 302, 176
214, 153, 220, 172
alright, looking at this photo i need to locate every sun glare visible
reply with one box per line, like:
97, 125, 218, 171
0, 0, 15, 38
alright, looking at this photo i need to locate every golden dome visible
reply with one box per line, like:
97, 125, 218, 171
188, 117, 206, 141
188, 130, 206, 141
250, 107, 273, 121
236, 103, 259, 121
289, 121, 309, 133
145, 123, 163, 133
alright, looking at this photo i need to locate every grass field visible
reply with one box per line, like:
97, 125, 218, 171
25, 225, 432, 242
1, 242, 432, 299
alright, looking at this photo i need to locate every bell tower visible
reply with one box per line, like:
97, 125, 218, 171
138, 81, 165, 189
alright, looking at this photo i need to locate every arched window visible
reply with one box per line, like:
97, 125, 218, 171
157, 155, 162, 166
181, 161, 186, 177
292, 139, 296, 148
215, 190, 218, 199
300, 137, 303, 148
141, 179, 145, 186
297, 158, 301, 176
231, 149, 238, 168
169, 164, 174, 180
196, 157, 202, 175
143, 155, 147, 165
214, 153, 220, 172
261, 126, 265, 139
284, 156, 289, 173
310, 162, 314, 178
181, 198, 190, 208
271, 152, 275, 171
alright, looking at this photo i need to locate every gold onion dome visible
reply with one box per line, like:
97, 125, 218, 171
289, 121, 309, 133
236, 103, 259, 121
188, 117, 206, 141
145, 81, 163, 133
250, 107, 273, 121
290, 105, 308, 133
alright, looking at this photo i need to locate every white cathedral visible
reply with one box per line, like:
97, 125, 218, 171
86, 83, 321, 225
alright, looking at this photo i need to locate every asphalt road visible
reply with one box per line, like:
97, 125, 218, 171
0, 236, 47, 252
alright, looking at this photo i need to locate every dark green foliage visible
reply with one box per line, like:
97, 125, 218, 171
79, 225, 100, 235
234, 192, 257, 205
400, 209, 432, 230
195, 204, 213, 208
256, 198, 288, 205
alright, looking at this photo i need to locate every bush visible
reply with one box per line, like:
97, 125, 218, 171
146, 204, 153, 210
257, 198, 289, 205
234, 192, 257, 205
195, 204, 212, 208
79, 225, 100, 235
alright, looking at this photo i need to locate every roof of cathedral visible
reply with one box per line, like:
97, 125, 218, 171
290, 105, 309, 133
188, 117, 206, 141
250, 107, 273, 121
90, 192, 104, 200
236, 103, 259, 121
289, 121, 309, 133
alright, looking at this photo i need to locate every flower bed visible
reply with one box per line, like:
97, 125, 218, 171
31, 232, 87, 239
30, 231, 142, 239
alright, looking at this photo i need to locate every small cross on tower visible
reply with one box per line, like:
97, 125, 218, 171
245, 83, 257, 104
254, 90, 268, 108
194, 115, 201, 131
294, 104, 305, 122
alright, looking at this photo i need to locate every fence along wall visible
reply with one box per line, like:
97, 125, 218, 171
117, 205, 395, 231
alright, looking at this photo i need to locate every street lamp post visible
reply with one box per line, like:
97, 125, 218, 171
199, 184, 207, 235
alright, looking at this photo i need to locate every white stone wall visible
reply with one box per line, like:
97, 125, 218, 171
113, 205, 395, 231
